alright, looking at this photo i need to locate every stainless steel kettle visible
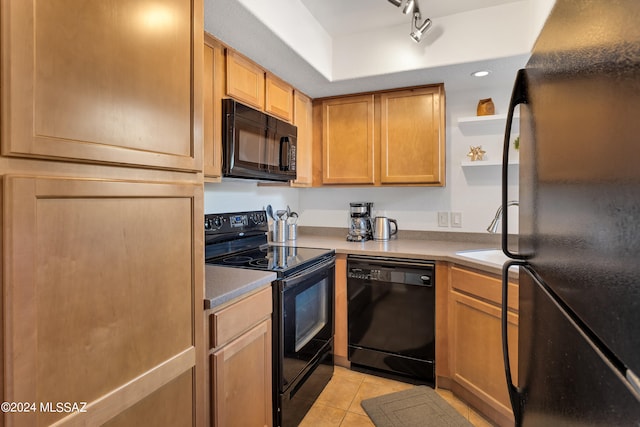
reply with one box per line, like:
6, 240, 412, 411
373, 216, 398, 241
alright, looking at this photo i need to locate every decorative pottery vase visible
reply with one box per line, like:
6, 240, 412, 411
477, 98, 495, 116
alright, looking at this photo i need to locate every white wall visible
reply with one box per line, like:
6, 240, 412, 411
204, 80, 522, 234
332, 2, 531, 81
204, 179, 300, 215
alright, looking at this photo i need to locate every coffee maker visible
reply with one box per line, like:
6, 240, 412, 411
347, 202, 373, 242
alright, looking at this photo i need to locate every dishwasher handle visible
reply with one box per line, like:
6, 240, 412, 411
347, 255, 435, 270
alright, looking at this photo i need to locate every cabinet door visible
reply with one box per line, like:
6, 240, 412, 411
3, 176, 203, 426
1, 0, 203, 172
212, 320, 272, 427
226, 50, 265, 110
380, 86, 445, 185
333, 254, 349, 366
204, 37, 225, 180
322, 95, 375, 184
449, 269, 518, 427
265, 74, 294, 122
292, 91, 313, 187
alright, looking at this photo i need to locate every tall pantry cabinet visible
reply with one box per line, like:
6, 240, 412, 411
1, 1, 205, 426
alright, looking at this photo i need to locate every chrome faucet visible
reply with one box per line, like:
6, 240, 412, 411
487, 201, 519, 233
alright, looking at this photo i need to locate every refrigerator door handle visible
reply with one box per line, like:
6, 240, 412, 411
502, 69, 529, 260
502, 260, 527, 426
627, 369, 640, 395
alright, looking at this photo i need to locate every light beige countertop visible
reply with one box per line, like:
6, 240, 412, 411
205, 228, 516, 310
284, 228, 514, 277
204, 265, 276, 310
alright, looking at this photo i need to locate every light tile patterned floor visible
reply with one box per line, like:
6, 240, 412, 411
299, 366, 495, 427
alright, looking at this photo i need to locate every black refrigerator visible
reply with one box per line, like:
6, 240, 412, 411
500, 1, 640, 426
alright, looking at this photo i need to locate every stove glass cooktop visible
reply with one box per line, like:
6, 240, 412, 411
206, 245, 334, 275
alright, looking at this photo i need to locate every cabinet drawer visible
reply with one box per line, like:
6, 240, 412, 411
210, 286, 272, 349
451, 266, 518, 311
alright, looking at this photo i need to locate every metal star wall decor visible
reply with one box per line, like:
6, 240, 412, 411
467, 146, 486, 161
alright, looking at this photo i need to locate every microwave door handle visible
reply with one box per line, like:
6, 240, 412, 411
279, 136, 290, 171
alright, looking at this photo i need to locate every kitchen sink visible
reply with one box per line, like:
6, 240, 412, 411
455, 249, 509, 267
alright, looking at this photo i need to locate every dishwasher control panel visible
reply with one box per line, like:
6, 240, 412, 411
347, 256, 434, 286
348, 268, 381, 281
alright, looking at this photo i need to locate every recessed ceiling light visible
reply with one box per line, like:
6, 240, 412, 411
472, 70, 491, 77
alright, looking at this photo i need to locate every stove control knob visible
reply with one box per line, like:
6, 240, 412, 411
212, 216, 223, 229
204, 218, 212, 230
251, 212, 266, 225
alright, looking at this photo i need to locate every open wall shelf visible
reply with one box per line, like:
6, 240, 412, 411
457, 113, 520, 135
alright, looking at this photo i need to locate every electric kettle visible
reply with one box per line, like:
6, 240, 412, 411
373, 217, 398, 241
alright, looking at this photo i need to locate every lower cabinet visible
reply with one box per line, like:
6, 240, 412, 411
333, 253, 349, 367
2, 175, 204, 426
208, 287, 273, 427
448, 266, 519, 427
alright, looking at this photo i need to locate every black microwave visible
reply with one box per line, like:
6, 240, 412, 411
222, 98, 297, 182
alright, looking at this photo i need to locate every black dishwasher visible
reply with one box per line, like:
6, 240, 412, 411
347, 255, 435, 384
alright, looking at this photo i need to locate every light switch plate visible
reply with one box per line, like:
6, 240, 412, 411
451, 212, 462, 228
437, 212, 449, 227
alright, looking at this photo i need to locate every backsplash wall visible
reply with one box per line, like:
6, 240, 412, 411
204, 82, 521, 234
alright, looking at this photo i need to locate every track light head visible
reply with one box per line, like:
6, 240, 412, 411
387, 0, 403, 6
410, 17, 432, 43
402, 0, 415, 15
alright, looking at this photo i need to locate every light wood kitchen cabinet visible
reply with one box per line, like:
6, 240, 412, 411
448, 266, 518, 427
2, 0, 202, 172
226, 49, 266, 111
321, 94, 376, 184
204, 35, 225, 181
209, 287, 273, 427
333, 254, 349, 367
2, 0, 205, 425
3, 176, 203, 426
292, 91, 314, 187
380, 87, 445, 185
265, 74, 294, 122
317, 85, 445, 186
225, 50, 295, 124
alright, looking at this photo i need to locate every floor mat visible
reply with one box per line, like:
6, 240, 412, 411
361, 386, 472, 427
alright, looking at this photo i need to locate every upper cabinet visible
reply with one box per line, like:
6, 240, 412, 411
225, 50, 266, 111
380, 87, 445, 185
265, 74, 294, 122
321, 95, 376, 185
1, 0, 203, 172
225, 50, 294, 123
203, 36, 225, 181
292, 91, 314, 187
317, 85, 446, 187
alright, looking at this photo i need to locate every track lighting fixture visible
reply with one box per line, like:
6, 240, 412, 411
410, 17, 432, 42
402, 0, 415, 15
387, 0, 433, 43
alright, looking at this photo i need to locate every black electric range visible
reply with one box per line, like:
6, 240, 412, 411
204, 210, 334, 277
204, 210, 335, 427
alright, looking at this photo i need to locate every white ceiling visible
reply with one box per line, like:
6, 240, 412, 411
203, 0, 542, 98
300, 0, 521, 36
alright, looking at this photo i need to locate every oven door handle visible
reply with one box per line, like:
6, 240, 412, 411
281, 257, 335, 289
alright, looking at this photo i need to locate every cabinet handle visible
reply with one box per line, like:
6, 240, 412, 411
502, 260, 526, 427
502, 69, 529, 260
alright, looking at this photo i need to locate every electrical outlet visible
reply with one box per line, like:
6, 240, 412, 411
437, 211, 449, 227
451, 212, 462, 228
